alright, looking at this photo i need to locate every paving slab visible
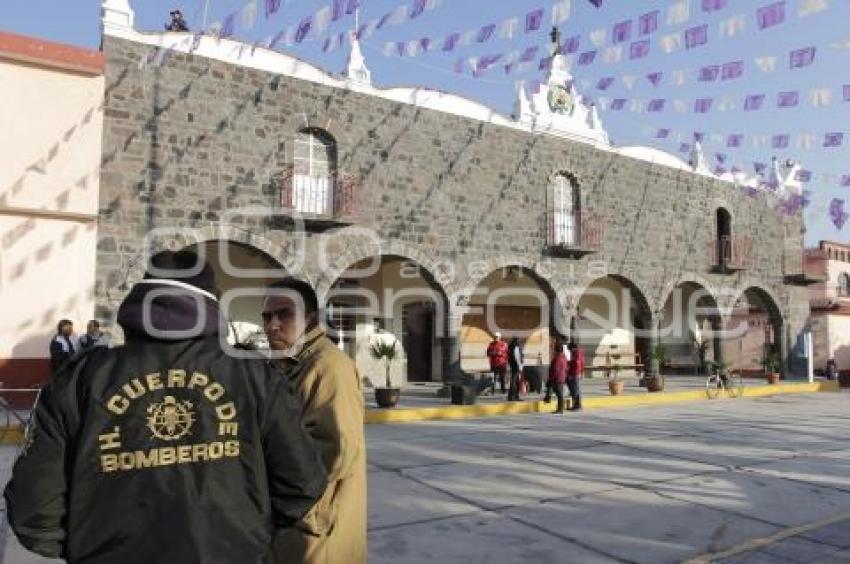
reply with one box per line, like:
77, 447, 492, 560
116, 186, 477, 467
400, 457, 620, 510
368, 436, 503, 471
508, 486, 779, 564
368, 471, 481, 530
617, 435, 799, 468
742, 454, 850, 492
799, 518, 850, 549
369, 511, 618, 564
651, 471, 850, 528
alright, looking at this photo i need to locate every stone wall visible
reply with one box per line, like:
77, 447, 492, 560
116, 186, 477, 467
96, 36, 809, 372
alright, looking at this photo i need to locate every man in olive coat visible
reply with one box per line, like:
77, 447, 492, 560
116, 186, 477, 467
263, 278, 367, 564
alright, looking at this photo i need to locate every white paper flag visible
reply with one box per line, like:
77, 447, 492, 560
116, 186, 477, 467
382, 42, 395, 57
754, 56, 778, 73
710, 134, 724, 144
674, 99, 688, 113
809, 88, 833, 107
798, 0, 830, 17
622, 75, 637, 89
719, 14, 746, 38
314, 6, 332, 35
499, 17, 520, 39
671, 69, 689, 86
717, 96, 736, 111
407, 40, 419, 57
667, 0, 690, 25
552, 0, 571, 25
630, 100, 645, 113
459, 29, 477, 47
752, 135, 769, 149
798, 133, 817, 149
389, 5, 408, 25
660, 33, 682, 54
589, 28, 607, 48
603, 46, 622, 64
241, 0, 258, 30
831, 38, 850, 50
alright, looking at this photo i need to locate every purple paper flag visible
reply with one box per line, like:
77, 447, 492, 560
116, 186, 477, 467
220, 13, 236, 37
563, 36, 580, 54
731, 166, 742, 174
745, 94, 765, 111
477, 24, 496, 43
295, 16, 313, 43
694, 98, 713, 113
656, 128, 671, 139
680, 143, 692, 153
578, 50, 597, 65
790, 46, 816, 68
269, 30, 285, 48
395, 42, 406, 57
716, 153, 727, 163
410, 0, 427, 19
694, 132, 705, 142
639, 11, 659, 35
722, 60, 744, 80
419, 37, 432, 51
265, 0, 282, 19
525, 8, 544, 32
613, 20, 632, 44
702, 0, 728, 11
597, 77, 615, 90
824, 132, 844, 147
796, 169, 813, 182
648, 99, 665, 112
829, 199, 848, 229
346, 0, 360, 15
714, 165, 727, 175
539, 56, 553, 71
777, 91, 799, 108
322, 37, 331, 52
844, 85, 850, 102
647, 72, 663, 86
610, 98, 627, 110
727, 134, 744, 147
520, 46, 539, 62
588, 0, 603, 7
443, 33, 460, 51
757, 2, 785, 29
331, 0, 345, 21
474, 53, 502, 76
772, 134, 790, 149
699, 65, 720, 81
685, 25, 708, 49
630, 39, 650, 59
504, 62, 517, 75
754, 162, 767, 174
841, 175, 850, 187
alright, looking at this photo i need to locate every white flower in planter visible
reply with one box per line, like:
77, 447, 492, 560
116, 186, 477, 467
369, 331, 400, 389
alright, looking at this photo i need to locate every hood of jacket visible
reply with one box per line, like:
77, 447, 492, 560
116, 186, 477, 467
117, 279, 225, 341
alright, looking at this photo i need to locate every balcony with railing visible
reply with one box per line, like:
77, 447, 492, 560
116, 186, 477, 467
709, 235, 753, 273
544, 210, 603, 258
273, 164, 360, 230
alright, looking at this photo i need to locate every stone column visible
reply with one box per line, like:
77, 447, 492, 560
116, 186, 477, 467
645, 313, 661, 378
712, 316, 726, 371
773, 316, 789, 379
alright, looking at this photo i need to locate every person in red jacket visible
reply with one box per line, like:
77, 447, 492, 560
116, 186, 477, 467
486, 332, 509, 394
567, 341, 585, 411
546, 341, 569, 414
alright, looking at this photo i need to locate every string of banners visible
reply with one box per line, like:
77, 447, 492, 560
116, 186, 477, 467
446, 0, 835, 79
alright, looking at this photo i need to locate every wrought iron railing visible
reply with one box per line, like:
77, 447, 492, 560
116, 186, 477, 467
712, 235, 753, 270
545, 210, 603, 252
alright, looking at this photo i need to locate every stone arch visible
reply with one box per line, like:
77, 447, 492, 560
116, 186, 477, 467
656, 274, 722, 317
731, 282, 785, 322
570, 273, 654, 317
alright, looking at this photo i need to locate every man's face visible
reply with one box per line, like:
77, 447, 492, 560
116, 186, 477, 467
62, 323, 74, 337
87, 322, 98, 335
262, 293, 308, 351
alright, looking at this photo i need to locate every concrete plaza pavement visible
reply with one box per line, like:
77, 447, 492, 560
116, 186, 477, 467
1, 392, 849, 563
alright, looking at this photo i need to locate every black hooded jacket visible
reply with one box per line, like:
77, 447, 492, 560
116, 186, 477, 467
4, 280, 327, 564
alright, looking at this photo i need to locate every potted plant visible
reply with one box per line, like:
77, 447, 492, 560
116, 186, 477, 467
449, 371, 479, 405
762, 349, 781, 385
690, 330, 711, 376
608, 353, 625, 395
645, 345, 668, 392
370, 332, 401, 408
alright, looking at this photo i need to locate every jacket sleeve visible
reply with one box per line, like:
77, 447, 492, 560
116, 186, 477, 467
4, 383, 72, 558
296, 356, 364, 536
263, 377, 329, 529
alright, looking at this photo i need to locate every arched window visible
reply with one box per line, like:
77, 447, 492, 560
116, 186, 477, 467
551, 174, 580, 246
716, 208, 732, 266
839, 273, 850, 297
292, 128, 336, 215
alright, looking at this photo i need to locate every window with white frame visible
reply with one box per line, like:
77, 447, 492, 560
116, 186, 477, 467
293, 129, 336, 215
552, 174, 579, 246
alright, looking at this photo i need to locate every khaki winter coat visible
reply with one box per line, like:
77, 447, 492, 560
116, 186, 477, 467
273, 326, 367, 564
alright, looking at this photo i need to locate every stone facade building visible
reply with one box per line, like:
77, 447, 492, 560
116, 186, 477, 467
806, 241, 850, 372
93, 0, 812, 386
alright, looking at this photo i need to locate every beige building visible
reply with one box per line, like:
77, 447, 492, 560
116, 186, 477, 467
0, 31, 104, 390
806, 241, 850, 372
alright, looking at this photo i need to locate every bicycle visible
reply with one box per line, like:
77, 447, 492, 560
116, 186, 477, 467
0, 385, 43, 450
705, 364, 744, 399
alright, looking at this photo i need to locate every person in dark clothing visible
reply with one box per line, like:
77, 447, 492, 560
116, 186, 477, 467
507, 337, 523, 401
546, 341, 568, 414
566, 341, 585, 411
165, 9, 189, 31
78, 320, 110, 350
826, 358, 838, 381
5, 251, 327, 564
48, 319, 75, 375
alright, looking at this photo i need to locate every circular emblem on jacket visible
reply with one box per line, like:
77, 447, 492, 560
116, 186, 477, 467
147, 396, 195, 441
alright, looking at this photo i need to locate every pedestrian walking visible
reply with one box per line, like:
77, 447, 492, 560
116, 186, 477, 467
825, 358, 838, 381
78, 320, 110, 350
486, 332, 509, 394
263, 278, 367, 564
566, 341, 585, 411
48, 319, 75, 376
507, 337, 523, 401
5, 251, 327, 563
545, 341, 569, 414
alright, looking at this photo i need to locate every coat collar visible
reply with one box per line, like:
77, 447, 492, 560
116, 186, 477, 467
277, 325, 327, 362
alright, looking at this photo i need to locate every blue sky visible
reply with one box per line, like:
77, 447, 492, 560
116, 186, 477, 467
5, 0, 850, 245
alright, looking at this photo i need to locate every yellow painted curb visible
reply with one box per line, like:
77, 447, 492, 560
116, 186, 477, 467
0, 426, 25, 446
364, 381, 840, 424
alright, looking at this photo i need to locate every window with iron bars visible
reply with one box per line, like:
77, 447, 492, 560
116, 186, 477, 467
292, 129, 336, 215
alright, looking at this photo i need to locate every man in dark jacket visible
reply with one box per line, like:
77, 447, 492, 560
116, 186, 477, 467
5, 251, 327, 564
48, 318, 76, 375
